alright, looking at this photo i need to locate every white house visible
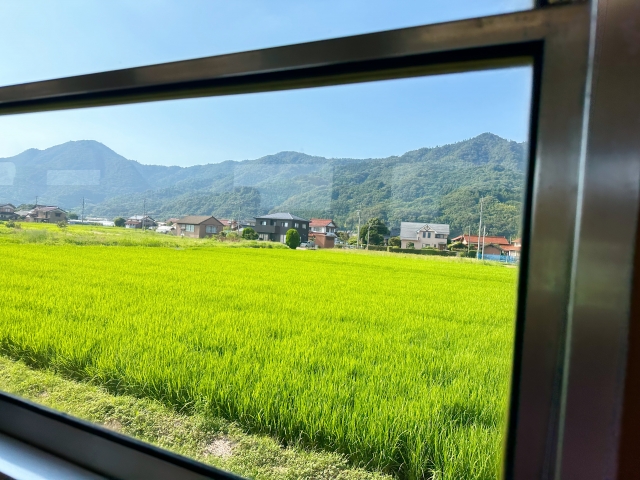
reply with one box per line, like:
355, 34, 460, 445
399, 222, 450, 250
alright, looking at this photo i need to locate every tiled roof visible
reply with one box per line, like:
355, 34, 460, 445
34, 206, 64, 212
310, 219, 335, 227
177, 215, 221, 225
256, 212, 309, 221
451, 234, 510, 245
127, 215, 155, 221
500, 245, 521, 251
400, 222, 450, 239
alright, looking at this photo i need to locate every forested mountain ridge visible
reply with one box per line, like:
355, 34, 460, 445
0, 133, 526, 237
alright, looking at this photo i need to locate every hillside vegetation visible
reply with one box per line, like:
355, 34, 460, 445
1, 133, 526, 237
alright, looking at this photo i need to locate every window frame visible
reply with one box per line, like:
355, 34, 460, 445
0, 2, 638, 479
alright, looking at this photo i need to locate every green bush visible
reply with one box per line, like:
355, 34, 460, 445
366, 245, 387, 252
242, 227, 258, 240
388, 236, 401, 247
114, 217, 126, 228
285, 229, 300, 249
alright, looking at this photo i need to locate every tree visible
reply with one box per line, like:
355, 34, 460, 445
68, 213, 79, 220
242, 227, 258, 240
285, 229, 300, 249
114, 217, 126, 227
338, 231, 350, 243
388, 236, 401, 247
348, 237, 358, 245
359, 218, 389, 246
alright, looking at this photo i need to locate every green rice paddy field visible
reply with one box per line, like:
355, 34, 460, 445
0, 233, 517, 479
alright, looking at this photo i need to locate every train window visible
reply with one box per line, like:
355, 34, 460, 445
0, 67, 531, 479
0, 2, 638, 480
0, 1, 533, 85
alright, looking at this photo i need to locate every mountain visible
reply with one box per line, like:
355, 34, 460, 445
0, 134, 527, 237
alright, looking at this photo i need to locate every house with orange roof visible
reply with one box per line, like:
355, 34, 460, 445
309, 218, 337, 248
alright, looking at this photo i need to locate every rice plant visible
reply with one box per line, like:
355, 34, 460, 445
0, 244, 517, 479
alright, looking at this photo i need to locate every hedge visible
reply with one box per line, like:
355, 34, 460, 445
364, 245, 388, 252
389, 247, 458, 257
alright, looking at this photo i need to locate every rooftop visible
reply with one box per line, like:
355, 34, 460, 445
452, 234, 510, 245
310, 219, 335, 227
256, 213, 309, 221
400, 222, 450, 239
33, 206, 64, 212
176, 215, 220, 225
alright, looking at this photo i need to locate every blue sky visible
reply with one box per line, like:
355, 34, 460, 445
0, 0, 533, 166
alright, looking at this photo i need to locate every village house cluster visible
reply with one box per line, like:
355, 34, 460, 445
0, 204, 67, 223
0, 202, 519, 257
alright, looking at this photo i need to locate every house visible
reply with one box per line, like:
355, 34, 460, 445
175, 215, 223, 238
254, 213, 309, 243
22, 206, 67, 223
498, 238, 522, 258
309, 219, 337, 248
501, 244, 521, 258
400, 222, 450, 250
125, 215, 157, 229
451, 234, 511, 248
218, 219, 238, 230
0, 204, 17, 220
482, 244, 506, 256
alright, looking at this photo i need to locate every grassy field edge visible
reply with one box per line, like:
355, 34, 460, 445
0, 355, 389, 480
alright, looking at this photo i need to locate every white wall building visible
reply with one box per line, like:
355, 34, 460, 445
399, 222, 450, 250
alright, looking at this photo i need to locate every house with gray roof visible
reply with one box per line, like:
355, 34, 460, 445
175, 215, 223, 238
125, 215, 156, 229
254, 213, 309, 243
400, 222, 450, 250
0, 204, 17, 221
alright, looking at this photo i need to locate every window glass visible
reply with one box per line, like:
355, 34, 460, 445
0, 67, 531, 479
0, 0, 533, 86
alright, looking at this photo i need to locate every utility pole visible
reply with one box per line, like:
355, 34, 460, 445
366, 223, 371, 250
477, 197, 483, 260
142, 199, 146, 231
356, 210, 361, 249
35, 196, 38, 208
482, 225, 487, 260
81, 197, 85, 224
467, 225, 471, 254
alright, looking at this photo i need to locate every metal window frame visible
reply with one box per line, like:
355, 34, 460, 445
0, 1, 638, 478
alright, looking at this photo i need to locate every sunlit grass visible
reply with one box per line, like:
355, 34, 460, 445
0, 242, 516, 479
